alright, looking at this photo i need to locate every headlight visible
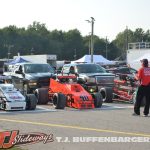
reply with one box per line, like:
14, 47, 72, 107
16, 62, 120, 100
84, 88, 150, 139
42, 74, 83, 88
28, 82, 37, 86
89, 88, 95, 93
88, 86, 97, 93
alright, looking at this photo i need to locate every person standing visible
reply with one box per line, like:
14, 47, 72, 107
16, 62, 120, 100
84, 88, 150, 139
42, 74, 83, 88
133, 59, 150, 116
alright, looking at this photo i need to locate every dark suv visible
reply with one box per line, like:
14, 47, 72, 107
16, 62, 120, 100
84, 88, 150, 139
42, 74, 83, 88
4, 63, 56, 104
106, 67, 137, 80
62, 63, 115, 102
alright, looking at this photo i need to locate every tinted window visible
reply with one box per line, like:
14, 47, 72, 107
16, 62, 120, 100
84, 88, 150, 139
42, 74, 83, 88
119, 68, 130, 74
76, 64, 106, 73
106, 69, 118, 74
24, 64, 54, 73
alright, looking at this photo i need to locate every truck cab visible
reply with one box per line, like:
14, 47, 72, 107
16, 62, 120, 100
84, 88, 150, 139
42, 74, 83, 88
3, 63, 56, 104
62, 63, 115, 102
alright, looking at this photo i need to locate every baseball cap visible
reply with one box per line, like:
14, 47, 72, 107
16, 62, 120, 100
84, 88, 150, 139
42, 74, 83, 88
140, 58, 148, 63
140, 58, 148, 67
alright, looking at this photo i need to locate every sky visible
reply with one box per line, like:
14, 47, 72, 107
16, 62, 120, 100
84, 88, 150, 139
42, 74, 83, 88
0, 0, 150, 41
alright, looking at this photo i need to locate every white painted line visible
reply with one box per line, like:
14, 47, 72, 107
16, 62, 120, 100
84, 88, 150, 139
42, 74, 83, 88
36, 106, 56, 111
0, 106, 57, 114
0, 104, 134, 114
100, 104, 134, 110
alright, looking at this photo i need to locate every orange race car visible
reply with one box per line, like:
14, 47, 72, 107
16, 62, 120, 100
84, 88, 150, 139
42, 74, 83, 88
48, 75, 103, 109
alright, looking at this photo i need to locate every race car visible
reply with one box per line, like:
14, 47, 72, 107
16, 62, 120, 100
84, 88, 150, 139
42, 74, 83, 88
48, 75, 103, 109
35, 74, 103, 109
113, 75, 137, 102
113, 74, 145, 105
0, 76, 37, 111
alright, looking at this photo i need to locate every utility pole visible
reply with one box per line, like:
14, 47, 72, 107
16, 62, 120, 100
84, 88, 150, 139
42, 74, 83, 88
74, 49, 77, 60
106, 36, 108, 59
90, 17, 95, 63
86, 17, 95, 63
126, 26, 128, 51
4, 44, 14, 62
125, 26, 128, 62
88, 32, 91, 55
31, 48, 34, 55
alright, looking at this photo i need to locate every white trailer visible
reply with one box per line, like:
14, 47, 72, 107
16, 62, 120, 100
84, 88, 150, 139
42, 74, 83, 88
14, 54, 57, 67
127, 42, 150, 70
56, 60, 71, 69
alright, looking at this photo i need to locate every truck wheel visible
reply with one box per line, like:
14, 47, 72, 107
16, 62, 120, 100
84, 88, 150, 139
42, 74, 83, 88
92, 93, 103, 108
100, 88, 113, 103
26, 94, 37, 110
35, 88, 49, 104
53, 93, 66, 109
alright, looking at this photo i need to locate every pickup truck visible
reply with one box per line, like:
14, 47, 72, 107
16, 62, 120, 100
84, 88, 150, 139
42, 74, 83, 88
3, 63, 56, 104
61, 63, 115, 102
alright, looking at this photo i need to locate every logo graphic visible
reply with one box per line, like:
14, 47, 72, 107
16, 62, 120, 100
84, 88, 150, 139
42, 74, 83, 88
0, 130, 54, 149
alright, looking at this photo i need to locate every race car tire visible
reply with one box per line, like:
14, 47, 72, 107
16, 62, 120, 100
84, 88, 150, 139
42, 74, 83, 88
100, 88, 113, 103
53, 93, 66, 109
0, 100, 5, 110
92, 93, 103, 108
35, 88, 49, 104
26, 94, 37, 110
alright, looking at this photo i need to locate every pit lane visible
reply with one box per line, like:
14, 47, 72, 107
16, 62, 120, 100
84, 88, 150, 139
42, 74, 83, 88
0, 102, 150, 150
0, 102, 134, 114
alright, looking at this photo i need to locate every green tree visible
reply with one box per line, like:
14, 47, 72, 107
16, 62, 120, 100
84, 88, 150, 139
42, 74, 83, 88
62, 29, 83, 60
113, 28, 150, 60
48, 30, 64, 58
0, 22, 150, 62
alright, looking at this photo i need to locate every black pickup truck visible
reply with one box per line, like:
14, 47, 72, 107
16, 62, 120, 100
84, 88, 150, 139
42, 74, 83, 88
61, 63, 115, 102
3, 63, 56, 104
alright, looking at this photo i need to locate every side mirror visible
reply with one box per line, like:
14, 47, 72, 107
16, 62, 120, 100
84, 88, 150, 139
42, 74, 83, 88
15, 70, 22, 74
56, 70, 61, 74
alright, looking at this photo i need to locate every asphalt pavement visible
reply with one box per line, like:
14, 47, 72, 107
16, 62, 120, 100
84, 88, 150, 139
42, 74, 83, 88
0, 102, 150, 150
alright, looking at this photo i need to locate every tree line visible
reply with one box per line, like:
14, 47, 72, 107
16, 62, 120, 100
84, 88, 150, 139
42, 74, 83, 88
0, 22, 150, 61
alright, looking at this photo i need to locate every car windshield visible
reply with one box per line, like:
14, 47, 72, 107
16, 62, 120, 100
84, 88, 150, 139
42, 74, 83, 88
24, 64, 54, 73
76, 64, 106, 73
